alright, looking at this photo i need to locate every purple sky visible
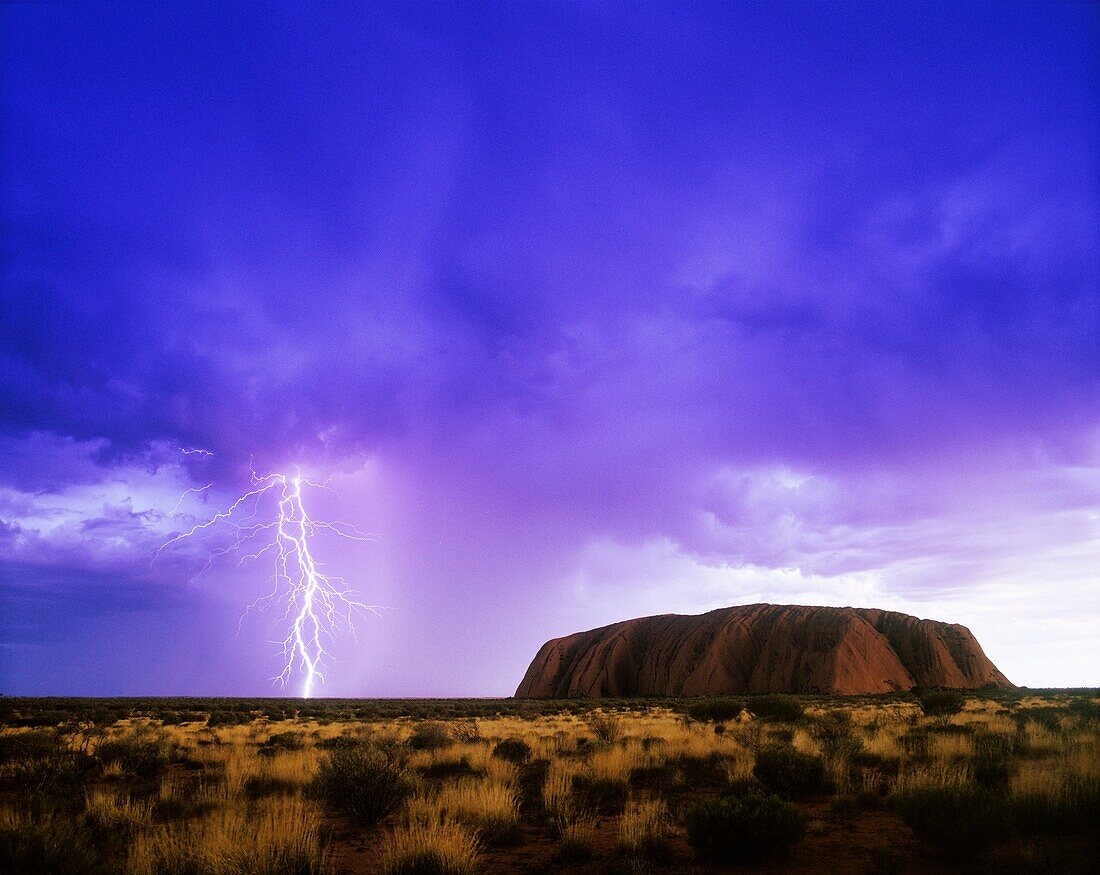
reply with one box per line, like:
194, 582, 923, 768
2, 2, 1098, 695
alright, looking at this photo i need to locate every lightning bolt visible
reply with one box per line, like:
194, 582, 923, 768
157, 461, 379, 698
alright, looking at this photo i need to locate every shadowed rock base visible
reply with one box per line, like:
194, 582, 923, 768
516, 603, 1012, 697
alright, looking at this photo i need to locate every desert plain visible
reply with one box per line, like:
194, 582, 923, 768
1, 691, 1097, 874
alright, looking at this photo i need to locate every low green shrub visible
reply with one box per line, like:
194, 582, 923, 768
917, 690, 965, 718
895, 785, 1013, 859
685, 791, 805, 863
206, 710, 250, 727
685, 698, 743, 723
406, 722, 452, 751
491, 738, 531, 764
317, 735, 363, 751
310, 742, 413, 826
752, 746, 829, 798
676, 752, 732, 789
259, 731, 304, 757
750, 694, 804, 722
420, 756, 483, 781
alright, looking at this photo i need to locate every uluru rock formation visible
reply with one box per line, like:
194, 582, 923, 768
516, 604, 1012, 697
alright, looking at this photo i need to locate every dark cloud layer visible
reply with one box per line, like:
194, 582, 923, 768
1, 2, 1098, 693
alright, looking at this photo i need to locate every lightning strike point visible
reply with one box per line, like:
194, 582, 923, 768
159, 464, 379, 698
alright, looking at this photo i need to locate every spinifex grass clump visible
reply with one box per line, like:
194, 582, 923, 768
128, 796, 333, 875
812, 710, 863, 760
310, 742, 413, 826
685, 791, 806, 863
377, 819, 479, 875
587, 713, 623, 744
617, 797, 671, 862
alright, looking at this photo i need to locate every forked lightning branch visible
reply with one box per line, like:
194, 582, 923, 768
157, 465, 378, 697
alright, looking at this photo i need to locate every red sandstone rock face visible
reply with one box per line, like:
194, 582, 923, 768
515, 604, 1012, 697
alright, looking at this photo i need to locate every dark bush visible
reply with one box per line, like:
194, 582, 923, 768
848, 750, 901, 778
516, 758, 551, 817
895, 785, 1013, 859
686, 698, 743, 723
970, 730, 1014, 790
258, 731, 304, 756
927, 722, 973, 736
685, 791, 805, 863
0, 730, 61, 768
918, 690, 966, 718
1067, 698, 1099, 723
310, 742, 413, 826
95, 733, 174, 778
205, 710, 250, 727
1016, 706, 1063, 733
406, 722, 452, 751
752, 746, 829, 799
629, 763, 681, 792
491, 738, 531, 764
724, 776, 764, 796
0, 816, 106, 875
571, 774, 628, 814
848, 750, 901, 796
676, 752, 732, 789
8, 728, 100, 809
317, 735, 363, 750
420, 756, 482, 781
750, 694, 805, 722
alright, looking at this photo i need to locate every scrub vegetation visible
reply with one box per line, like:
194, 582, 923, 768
0, 691, 1096, 873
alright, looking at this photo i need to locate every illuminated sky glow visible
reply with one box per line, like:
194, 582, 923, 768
1, 2, 1098, 693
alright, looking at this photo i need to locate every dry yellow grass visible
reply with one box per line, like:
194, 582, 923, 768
405, 775, 519, 843
84, 787, 152, 831
618, 797, 671, 857
2, 694, 1095, 874
376, 818, 479, 875
127, 796, 331, 875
